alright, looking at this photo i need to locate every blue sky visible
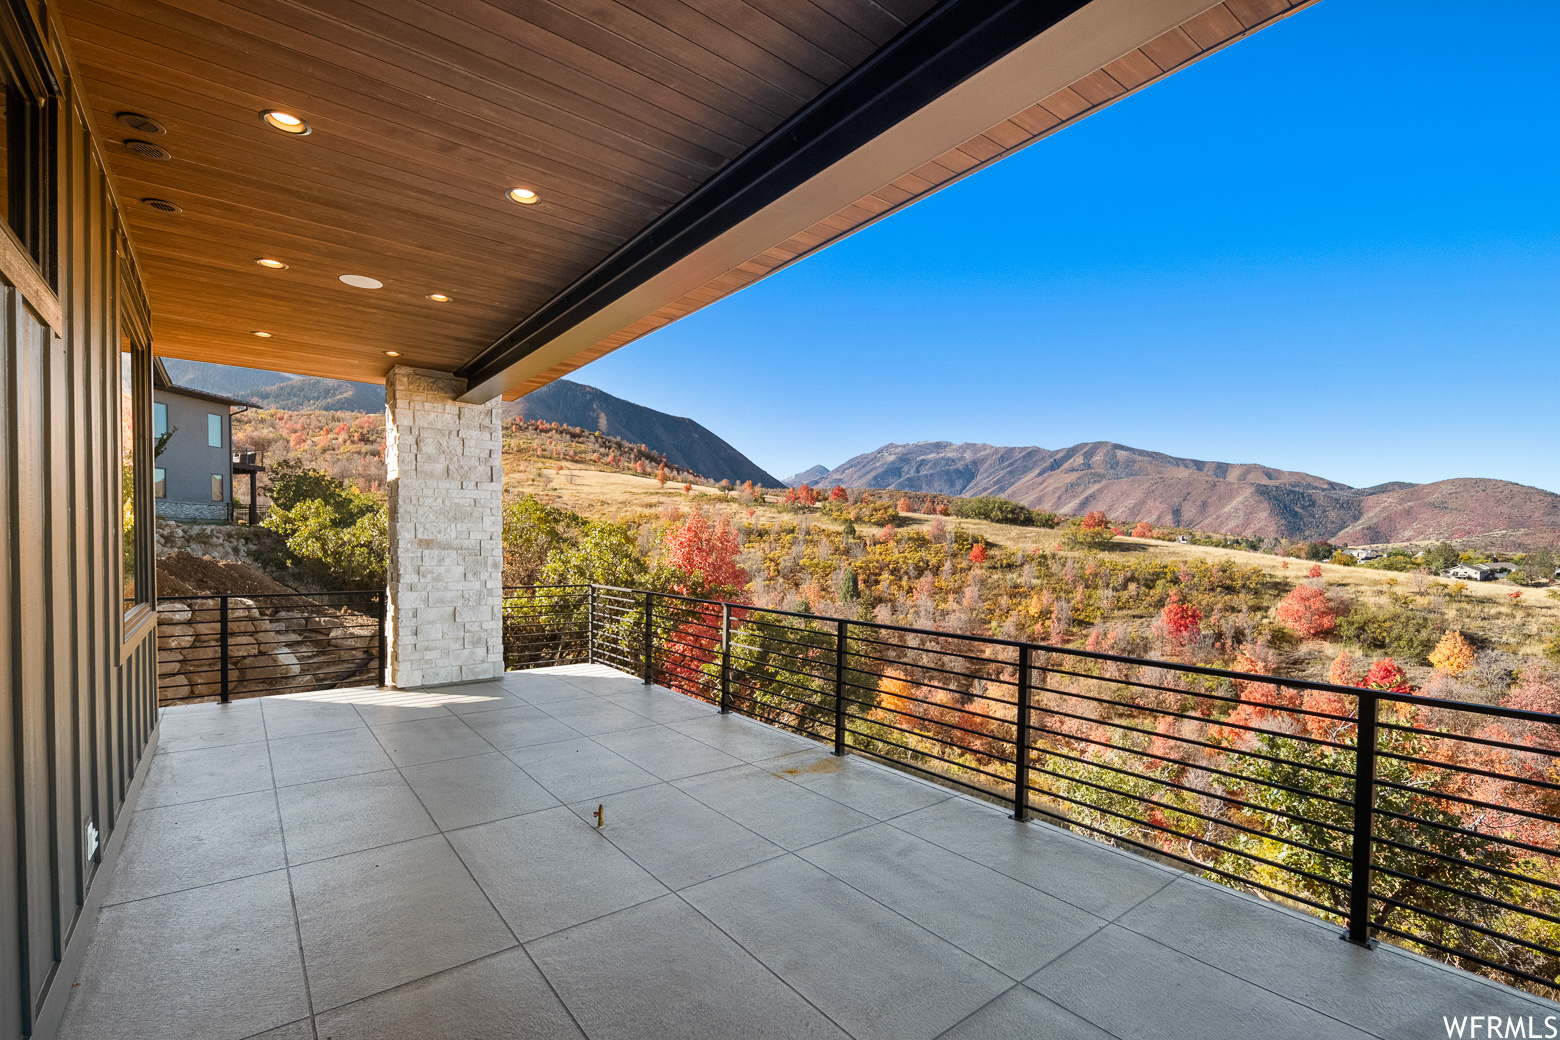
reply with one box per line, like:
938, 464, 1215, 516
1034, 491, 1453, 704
568, 1, 1560, 492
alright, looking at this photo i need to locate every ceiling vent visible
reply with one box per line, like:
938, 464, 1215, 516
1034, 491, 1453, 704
124, 139, 172, 161
117, 112, 165, 135
141, 198, 182, 214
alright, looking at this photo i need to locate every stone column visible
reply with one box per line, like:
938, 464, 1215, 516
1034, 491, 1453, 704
384, 366, 504, 687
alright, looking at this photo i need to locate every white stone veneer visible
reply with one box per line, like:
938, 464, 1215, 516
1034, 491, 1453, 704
385, 366, 504, 687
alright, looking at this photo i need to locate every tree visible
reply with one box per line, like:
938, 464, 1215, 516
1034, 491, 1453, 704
897, 497, 913, 514
1156, 592, 1202, 645
1131, 521, 1153, 539
1328, 651, 1360, 686
1329, 552, 1357, 567
663, 512, 746, 597
829, 485, 848, 502
968, 544, 987, 564
951, 496, 1034, 526
1423, 542, 1460, 573
261, 464, 387, 590
838, 568, 859, 602
1063, 510, 1115, 551
1362, 658, 1411, 693
655, 462, 668, 486
1307, 564, 1323, 579
1428, 630, 1476, 676
1276, 585, 1342, 638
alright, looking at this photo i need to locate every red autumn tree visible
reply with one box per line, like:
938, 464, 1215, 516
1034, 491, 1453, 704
1275, 585, 1341, 638
663, 513, 746, 597
682, 482, 693, 494
1156, 592, 1202, 646
1362, 658, 1411, 693
655, 462, 668, 486
880, 523, 896, 543
897, 497, 913, 514
1307, 564, 1323, 579
829, 485, 848, 502
968, 544, 987, 564
1080, 510, 1109, 531
1131, 521, 1153, 539
1328, 651, 1360, 687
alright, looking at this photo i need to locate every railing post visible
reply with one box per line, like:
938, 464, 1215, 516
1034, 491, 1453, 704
376, 592, 388, 687
218, 595, 230, 704
1013, 644, 1031, 821
642, 591, 654, 686
834, 619, 847, 756
720, 602, 731, 713
587, 585, 596, 665
1346, 689, 1380, 948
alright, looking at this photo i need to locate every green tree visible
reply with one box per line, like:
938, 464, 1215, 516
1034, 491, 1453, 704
951, 496, 1034, 526
1422, 542, 1461, 573
262, 469, 387, 590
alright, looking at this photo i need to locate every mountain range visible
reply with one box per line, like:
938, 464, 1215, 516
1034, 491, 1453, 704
788, 441, 1560, 546
503, 380, 780, 486
162, 360, 779, 487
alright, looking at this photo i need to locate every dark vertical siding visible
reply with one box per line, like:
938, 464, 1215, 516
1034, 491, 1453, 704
0, 12, 160, 1037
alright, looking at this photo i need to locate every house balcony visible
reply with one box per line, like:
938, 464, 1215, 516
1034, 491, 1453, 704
57, 661, 1557, 1040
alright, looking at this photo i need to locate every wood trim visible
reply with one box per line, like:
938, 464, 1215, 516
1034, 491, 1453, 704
0, 226, 62, 335
119, 603, 154, 661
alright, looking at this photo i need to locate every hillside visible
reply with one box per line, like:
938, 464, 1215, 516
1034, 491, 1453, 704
801, 440, 1560, 545
166, 361, 779, 488
504, 380, 779, 487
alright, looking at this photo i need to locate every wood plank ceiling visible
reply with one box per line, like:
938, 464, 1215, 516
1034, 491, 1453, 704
55, 0, 1314, 396
54, 0, 940, 384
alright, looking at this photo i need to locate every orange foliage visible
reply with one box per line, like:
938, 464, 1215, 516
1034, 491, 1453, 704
1275, 585, 1341, 638
1428, 630, 1476, 676
1131, 521, 1153, 538
968, 544, 987, 564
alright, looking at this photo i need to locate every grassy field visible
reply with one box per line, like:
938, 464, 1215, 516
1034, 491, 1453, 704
506, 456, 1560, 666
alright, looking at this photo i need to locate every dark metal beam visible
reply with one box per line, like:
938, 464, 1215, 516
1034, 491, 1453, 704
455, 0, 1092, 394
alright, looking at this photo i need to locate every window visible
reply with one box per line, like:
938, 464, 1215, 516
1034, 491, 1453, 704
121, 345, 149, 607
207, 412, 222, 447
153, 468, 165, 499
0, 19, 57, 282
153, 402, 166, 438
211, 474, 223, 502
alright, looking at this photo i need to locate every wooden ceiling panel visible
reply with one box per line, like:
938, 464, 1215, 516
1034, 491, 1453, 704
55, 0, 938, 381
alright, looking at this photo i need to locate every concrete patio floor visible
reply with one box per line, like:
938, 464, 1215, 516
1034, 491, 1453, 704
58, 664, 1557, 1040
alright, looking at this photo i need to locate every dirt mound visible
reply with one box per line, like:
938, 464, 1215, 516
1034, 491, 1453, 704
156, 551, 302, 600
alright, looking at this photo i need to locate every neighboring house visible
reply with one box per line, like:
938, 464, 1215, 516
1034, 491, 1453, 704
1444, 563, 1494, 582
1343, 548, 1383, 562
1174, 535, 1190, 544
152, 359, 254, 522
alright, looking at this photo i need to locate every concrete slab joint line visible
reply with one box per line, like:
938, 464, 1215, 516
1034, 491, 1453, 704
385, 364, 505, 690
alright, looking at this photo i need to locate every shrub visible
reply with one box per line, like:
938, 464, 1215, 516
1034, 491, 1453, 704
1329, 552, 1356, 567
950, 496, 1035, 526
262, 465, 386, 590
1428, 630, 1476, 676
1362, 658, 1411, 693
1275, 585, 1343, 638
1062, 511, 1115, 551
1131, 521, 1153, 539
1337, 602, 1443, 662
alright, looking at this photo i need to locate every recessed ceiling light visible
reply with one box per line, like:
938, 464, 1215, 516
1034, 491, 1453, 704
506, 187, 539, 205
252, 331, 273, 338
383, 350, 400, 357
426, 293, 452, 303
339, 274, 383, 289
261, 110, 311, 135
254, 258, 288, 269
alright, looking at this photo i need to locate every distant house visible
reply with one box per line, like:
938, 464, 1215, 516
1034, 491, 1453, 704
1486, 563, 1516, 578
1444, 563, 1494, 582
1342, 548, 1383, 562
152, 360, 256, 522
1174, 535, 1190, 544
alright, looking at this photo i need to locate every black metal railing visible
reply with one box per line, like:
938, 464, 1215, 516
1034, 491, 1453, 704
501, 583, 1560, 997
155, 591, 385, 704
